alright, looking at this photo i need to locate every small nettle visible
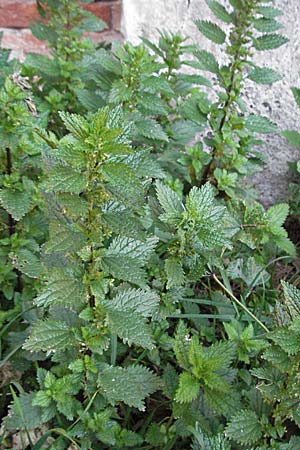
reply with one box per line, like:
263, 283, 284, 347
21, 0, 106, 134
1, 1, 300, 449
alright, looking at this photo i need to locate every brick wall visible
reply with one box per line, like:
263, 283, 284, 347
0, 0, 122, 59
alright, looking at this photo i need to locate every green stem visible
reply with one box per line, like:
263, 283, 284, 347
212, 273, 270, 333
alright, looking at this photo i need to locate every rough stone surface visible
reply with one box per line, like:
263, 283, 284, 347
122, 0, 300, 205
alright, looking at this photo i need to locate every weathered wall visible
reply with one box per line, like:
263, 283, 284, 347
122, 0, 300, 205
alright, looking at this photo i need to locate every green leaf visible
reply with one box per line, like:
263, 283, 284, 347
35, 270, 86, 309
206, 0, 233, 23
0, 188, 32, 221
4, 392, 45, 431
177, 73, 212, 88
256, 5, 282, 19
23, 319, 77, 353
105, 287, 159, 317
108, 309, 154, 349
10, 249, 42, 278
291, 87, 300, 107
25, 53, 60, 79
140, 75, 174, 96
253, 34, 288, 51
165, 258, 185, 289
245, 115, 277, 134
282, 130, 300, 148
266, 203, 289, 227
102, 236, 158, 286
281, 281, 300, 317
273, 235, 296, 256
254, 18, 282, 33
46, 221, 85, 254
156, 180, 184, 225
58, 111, 89, 139
43, 165, 87, 194
248, 67, 282, 85
99, 365, 161, 411
137, 92, 168, 116
75, 88, 106, 112
135, 118, 169, 142
270, 326, 300, 355
103, 162, 144, 206
226, 410, 263, 445
173, 321, 190, 369
194, 50, 219, 74
195, 20, 226, 45
175, 372, 199, 403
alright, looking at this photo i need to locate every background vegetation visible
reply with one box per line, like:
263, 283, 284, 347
0, 0, 300, 449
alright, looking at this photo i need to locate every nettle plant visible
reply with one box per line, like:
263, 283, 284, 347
192, 0, 287, 199
0, 50, 47, 423
1, 1, 299, 449
22, 0, 106, 133
3, 108, 164, 448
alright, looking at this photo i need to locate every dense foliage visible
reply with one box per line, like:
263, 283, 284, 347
0, 1, 299, 449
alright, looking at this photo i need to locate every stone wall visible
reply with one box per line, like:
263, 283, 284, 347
1, 0, 122, 59
122, 0, 300, 205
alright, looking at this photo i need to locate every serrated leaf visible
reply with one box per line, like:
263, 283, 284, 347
253, 34, 288, 51
103, 162, 144, 206
175, 372, 199, 403
291, 87, 300, 107
156, 180, 184, 224
102, 236, 157, 286
25, 53, 60, 79
35, 270, 86, 309
226, 410, 262, 445
121, 148, 165, 179
245, 115, 277, 134
165, 258, 185, 289
44, 165, 87, 194
108, 309, 154, 349
281, 281, 300, 317
254, 18, 282, 33
99, 365, 160, 411
177, 73, 212, 87
23, 319, 76, 353
58, 111, 89, 139
248, 67, 281, 84
135, 118, 169, 142
4, 392, 45, 431
75, 88, 106, 112
140, 75, 174, 96
105, 287, 159, 317
266, 203, 289, 227
0, 188, 32, 221
106, 236, 158, 263
206, 0, 233, 23
273, 235, 296, 256
46, 221, 85, 254
282, 130, 300, 148
174, 321, 190, 369
194, 50, 219, 74
137, 92, 168, 116
195, 20, 226, 45
10, 249, 42, 278
270, 327, 300, 355
170, 120, 200, 144
256, 5, 282, 19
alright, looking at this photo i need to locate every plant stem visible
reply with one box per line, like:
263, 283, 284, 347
212, 273, 270, 333
5, 147, 23, 292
